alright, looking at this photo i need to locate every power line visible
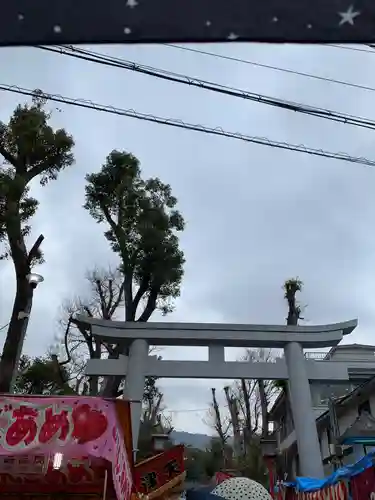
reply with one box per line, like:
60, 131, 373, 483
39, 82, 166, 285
165, 407, 211, 413
37, 45, 375, 133
162, 44, 375, 94
1, 83, 375, 168
0, 323, 9, 332
165, 403, 230, 413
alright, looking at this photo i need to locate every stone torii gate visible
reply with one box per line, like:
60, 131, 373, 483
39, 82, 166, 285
78, 316, 358, 479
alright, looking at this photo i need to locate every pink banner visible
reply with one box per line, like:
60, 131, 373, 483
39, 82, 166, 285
0, 396, 132, 500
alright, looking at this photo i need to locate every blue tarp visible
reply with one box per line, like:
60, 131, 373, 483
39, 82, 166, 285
284, 450, 375, 492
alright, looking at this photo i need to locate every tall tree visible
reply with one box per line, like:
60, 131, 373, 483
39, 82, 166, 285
232, 349, 277, 440
207, 388, 231, 450
224, 385, 242, 457
84, 150, 185, 396
0, 92, 75, 392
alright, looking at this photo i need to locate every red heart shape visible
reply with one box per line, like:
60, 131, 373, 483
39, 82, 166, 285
72, 404, 108, 444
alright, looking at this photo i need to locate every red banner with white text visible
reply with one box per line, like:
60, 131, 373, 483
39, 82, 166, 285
133, 445, 185, 498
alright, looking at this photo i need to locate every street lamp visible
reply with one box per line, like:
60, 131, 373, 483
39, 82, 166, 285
150, 418, 171, 454
9, 272, 44, 392
26, 273, 44, 289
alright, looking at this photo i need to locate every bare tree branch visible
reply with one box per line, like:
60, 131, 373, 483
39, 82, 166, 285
26, 234, 44, 266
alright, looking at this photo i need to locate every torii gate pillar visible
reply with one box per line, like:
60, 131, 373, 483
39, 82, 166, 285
285, 341, 324, 478
122, 338, 149, 460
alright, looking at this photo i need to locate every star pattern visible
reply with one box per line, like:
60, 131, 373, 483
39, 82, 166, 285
338, 5, 360, 25
2, 0, 374, 46
126, 0, 138, 8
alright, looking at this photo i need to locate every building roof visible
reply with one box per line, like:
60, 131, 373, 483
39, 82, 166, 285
325, 343, 375, 359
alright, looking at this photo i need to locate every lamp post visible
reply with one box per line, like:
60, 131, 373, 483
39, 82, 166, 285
151, 432, 170, 454
260, 436, 278, 499
9, 272, 44, 392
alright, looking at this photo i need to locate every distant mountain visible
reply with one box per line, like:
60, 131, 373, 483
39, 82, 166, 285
170, 430, 212, 449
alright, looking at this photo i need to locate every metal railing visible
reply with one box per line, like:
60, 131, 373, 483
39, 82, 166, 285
304, 351, 329, 360
304, 351, 375, 362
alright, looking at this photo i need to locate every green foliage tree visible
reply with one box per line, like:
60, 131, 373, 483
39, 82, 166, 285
183, 440, 226, 482
205, 437, 229, 475
83, 150, 185, 396
13, 354, 74, 395
236, 439, 267, 486
0, 92, 75, 392
184, 447, 207, 482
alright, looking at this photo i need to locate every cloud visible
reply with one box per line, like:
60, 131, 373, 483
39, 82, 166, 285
0, 42, 374, 433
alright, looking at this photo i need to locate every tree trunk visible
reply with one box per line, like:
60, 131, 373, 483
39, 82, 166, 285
0, 279, 32, 393
258, 379, 269, 436
224, 386, 242, 458
284, 281, 300, 428
211, 388, 227, 449
89, 375, 99, 396
0, 190, 43, 394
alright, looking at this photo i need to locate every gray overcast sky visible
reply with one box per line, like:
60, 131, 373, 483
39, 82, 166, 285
0, 42, 375, 434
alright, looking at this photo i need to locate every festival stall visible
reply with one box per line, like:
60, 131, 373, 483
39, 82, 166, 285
279, 450, 375, 500
132, 445, 186, 500
0, 395, 133, 500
